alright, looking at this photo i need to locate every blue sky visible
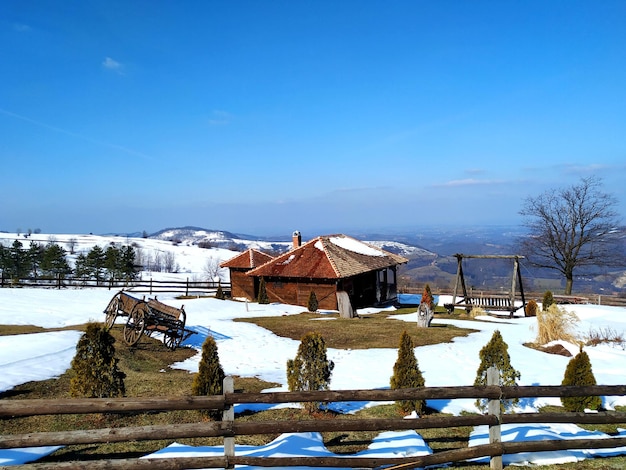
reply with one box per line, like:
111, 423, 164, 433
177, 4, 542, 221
2, 1, 625, 237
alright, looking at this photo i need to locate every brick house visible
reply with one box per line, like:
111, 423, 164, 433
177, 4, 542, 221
219, 248, 275, 300
242, 232, 408, 313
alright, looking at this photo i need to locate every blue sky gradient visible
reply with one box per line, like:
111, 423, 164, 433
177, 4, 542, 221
2, 0, 625, 236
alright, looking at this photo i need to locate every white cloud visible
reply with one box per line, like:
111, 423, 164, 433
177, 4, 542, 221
102, 57, 123, 73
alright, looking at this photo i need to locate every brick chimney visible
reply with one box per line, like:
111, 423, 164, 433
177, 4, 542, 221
292, 230, 301, 248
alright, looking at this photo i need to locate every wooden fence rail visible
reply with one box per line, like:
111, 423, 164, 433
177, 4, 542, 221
2, 380, 626, 470
0, 275, 230, 296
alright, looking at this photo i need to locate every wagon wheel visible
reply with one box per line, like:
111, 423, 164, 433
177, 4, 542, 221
163, 330, 181, 350
124, 304, 146, 346
163, 310, 187, 350
104, 297, 120, 329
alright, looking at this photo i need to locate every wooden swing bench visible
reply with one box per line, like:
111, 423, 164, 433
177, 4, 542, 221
444, 295, 521, 315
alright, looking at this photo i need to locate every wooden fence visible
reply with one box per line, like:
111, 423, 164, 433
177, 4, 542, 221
0, 275, 230, 297
2, 376, 626, 470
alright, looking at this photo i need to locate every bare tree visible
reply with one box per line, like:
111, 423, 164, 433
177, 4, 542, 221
519, 176, 621, 295
203, 256, 225, 282
163, 251, 177, 272
67, 238, 78, 255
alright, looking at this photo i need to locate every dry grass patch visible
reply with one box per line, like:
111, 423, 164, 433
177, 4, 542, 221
0, 324, 53, 335
536, 304, 579, 345
235, 308, 477, 349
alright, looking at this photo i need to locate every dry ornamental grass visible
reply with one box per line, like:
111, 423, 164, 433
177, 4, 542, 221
535, 304, 579, 345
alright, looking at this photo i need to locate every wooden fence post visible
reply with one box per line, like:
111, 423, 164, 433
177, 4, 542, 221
150, 277, 153, 295
223, 376, 235, 469
487, 366, 502, 470
186, 277, 189, 297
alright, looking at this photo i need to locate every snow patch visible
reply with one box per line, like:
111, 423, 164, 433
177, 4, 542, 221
329, 236, 384, 257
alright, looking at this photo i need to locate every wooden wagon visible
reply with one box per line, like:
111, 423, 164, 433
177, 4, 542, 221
103, 291, 194, 349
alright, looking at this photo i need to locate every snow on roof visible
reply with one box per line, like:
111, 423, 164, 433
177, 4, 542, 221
329, 235, 384, 257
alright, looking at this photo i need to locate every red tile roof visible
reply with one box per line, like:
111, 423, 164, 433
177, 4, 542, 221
220, 249, 274, 269
246, 234, 408, 279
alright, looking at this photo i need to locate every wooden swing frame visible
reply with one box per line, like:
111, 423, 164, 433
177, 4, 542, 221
444, 254, 527, 317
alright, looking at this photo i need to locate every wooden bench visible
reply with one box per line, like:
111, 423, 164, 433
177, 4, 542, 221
445, 295, 521, 316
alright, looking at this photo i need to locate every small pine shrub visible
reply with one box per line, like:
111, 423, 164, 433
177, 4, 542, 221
69, 322, 126, 398
421, 284, 435, 308
561, 347, 602, 412
390, 330, 425, 415
542, 291, 554, 311
307, 291, 319, 312
536, 304, 579, 345
525, 299, 538, 317
215, 281, 225, 300
474, 330, 521, 412
192, 335, 225, 419
287, 332, 334, 414
257, 277, 269, 304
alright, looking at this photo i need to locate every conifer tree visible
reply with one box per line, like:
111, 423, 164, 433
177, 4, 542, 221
421, 284, 434, 308
474, 330, 521, 412
417, 284, 435, 328
69, 322, 126, 398
542, 291, 554, 311
41, 243, 71, 279
307, 291, 318, 312
257, 277, 269, 304
561, 347, 602, 412
390, 330, 425, 414
192, 335, 225, 419
215, 280, 225, 300
287, 332, 334, 413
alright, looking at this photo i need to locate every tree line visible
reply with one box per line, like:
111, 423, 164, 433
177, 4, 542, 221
0, 239, 138, 282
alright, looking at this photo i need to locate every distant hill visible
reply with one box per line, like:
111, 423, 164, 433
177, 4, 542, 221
141, 225, 626, 294
5, 224, 621, 295
147, 226, 430, 258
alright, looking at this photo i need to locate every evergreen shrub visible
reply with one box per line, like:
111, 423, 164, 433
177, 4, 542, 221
215, 281, 225, 300
258, 277, 269, 304
390, 330, 425, 414
561, 347, 602, 412
69, 322, 126, 398
287, 332, 334, 413
542, 291, 554, 311
421, 284, 435, 308
307, 291, 318, 312
474, 330, 521, 412
192, 335, 225, 419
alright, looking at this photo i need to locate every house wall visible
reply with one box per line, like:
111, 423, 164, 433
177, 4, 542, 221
264, 278, 338, 310
229, 270, 256, 300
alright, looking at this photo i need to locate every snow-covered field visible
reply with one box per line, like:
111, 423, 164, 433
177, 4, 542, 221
1, 232, 626, 467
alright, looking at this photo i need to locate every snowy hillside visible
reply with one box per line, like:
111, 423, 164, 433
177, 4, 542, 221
146, 227, 432, 257
0, 228, 429, 282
